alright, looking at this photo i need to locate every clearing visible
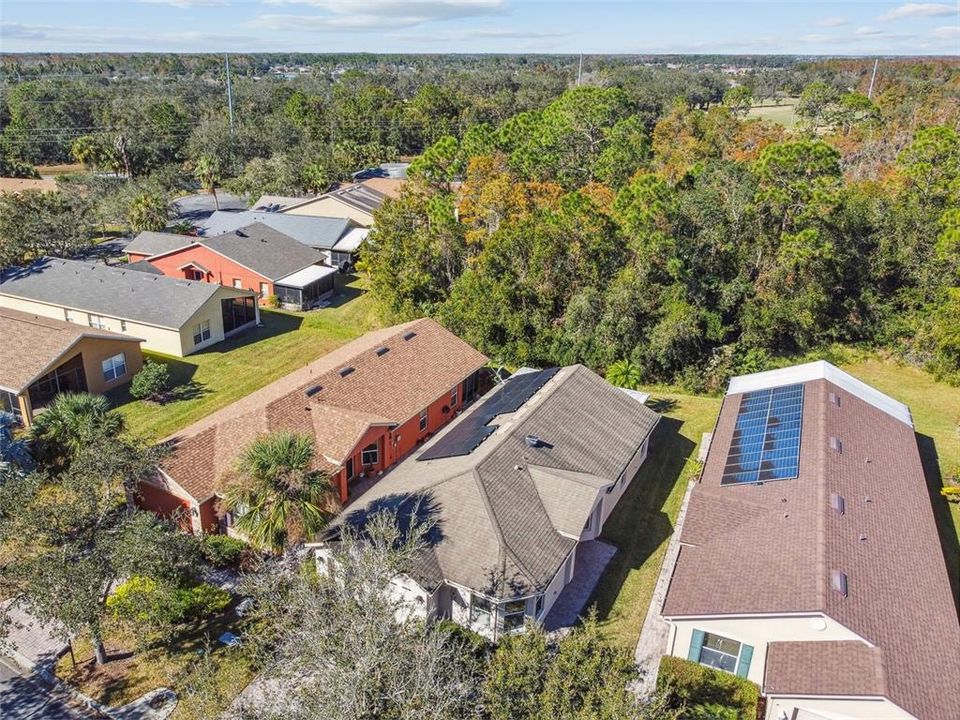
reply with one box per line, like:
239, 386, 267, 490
748, 97, 800, 129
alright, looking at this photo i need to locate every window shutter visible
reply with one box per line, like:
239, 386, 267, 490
687, 629, 705, 662
736, 643, 754, 678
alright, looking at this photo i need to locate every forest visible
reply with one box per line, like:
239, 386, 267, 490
1, 54, 958, 387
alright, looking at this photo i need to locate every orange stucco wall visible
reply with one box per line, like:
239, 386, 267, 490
146, 245, 273, 301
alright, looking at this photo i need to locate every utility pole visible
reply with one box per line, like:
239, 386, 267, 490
867, 58, 879, 100
577, 54, 583, 86
225, 53, 235, 131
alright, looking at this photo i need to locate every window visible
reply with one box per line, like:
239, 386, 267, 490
186, 269, 203, 281
192, 320, 211, 346
88, 314, 107, 329
259, 282, 269, 299
501, 599, 526, 632
419, 408, 428, 432
233, 278, 242, 289
120, 320, 127, 332
101, 353, 127, 382
450, 385, 458, 407
361, 442, 379, 466
698, 632, 741, 673
469, 594, 493, 628
534, 594, 544, 619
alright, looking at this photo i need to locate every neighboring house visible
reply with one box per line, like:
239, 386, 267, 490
128, 223, 336, 309
251, 194, 307, 212
0, 307, 143, 426
311, 364, 660, 641
193, 211, 359, 266
0, 258, 258, 357
659, 361, 960, 720
279, 184, 388, 227
140, 318, 488, 534
125, 231, 198, 263
351, 162, 410, 199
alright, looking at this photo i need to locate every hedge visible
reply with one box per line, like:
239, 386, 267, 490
657, 655, 760, 720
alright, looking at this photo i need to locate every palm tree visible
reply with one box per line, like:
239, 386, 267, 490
219, 432, 333, 553
29, 393, 124, 471
193, 155, 222, 211
606, 359, 643, 391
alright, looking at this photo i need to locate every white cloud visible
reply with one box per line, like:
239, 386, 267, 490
138, 0, 229, 7
855, 25, 884, 35
815, 16, 848, 28
932, 24, 960, 37
800, 33, 830, 43
0, 21, 264, 51
252, 1, 506, 32
879, 3, 956, 21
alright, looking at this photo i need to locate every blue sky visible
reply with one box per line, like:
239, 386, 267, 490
1, 1, 958, 55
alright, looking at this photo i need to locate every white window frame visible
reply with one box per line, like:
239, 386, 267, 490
120, 319, 127, 332
101, 353, 127, 382
88, 314, 107, 330
450, 385, 458, 407
361, 442, 379, 466
192, 319, 211, 346
501, 598, 526, 633
698, 632, 742, 674
469, 594, 493, 629
419, 407, 428, 432
233, 278, 242, 289
259, 282, 269, 299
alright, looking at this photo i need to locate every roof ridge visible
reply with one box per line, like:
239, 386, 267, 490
469, 467, 538, 590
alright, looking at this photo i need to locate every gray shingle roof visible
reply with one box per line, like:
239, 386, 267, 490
198, 223, 326, 281
329, 365, 660, 599
126, 231, 196, 257
195, 211, 353, 250
0, 258, 247, 330
324, 184, 388, 214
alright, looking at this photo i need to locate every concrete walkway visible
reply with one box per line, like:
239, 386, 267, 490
544, 540, 617, 633
1, 602, 67, 673
634, 480, 696, 693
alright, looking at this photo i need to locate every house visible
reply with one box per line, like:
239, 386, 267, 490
311, 364, 660, 640
0, 258, 258, 357
140, 319, 488, 534
277, 184, 388, 227
193, 211, 359, 266
659, 361, 960, 720
125, 231, 198, 263
0, 307, 143, 426
127, 223, 336, 309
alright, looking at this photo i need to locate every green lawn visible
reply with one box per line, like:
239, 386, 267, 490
593, 356, 960, 651
111, 277, 382, 441
747, 97, 800, 129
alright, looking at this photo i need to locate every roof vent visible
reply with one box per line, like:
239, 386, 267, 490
829, 436, 842, 454
375, 346, 389, 357
830, 569, 848, 597
525, 434, 542, 448
859, 533, 868, 542
305, 384, 322, 397
402, 331, 417, 341
829, 392, 840, 406
338, 366, 355, 378
830, 493, 845, 515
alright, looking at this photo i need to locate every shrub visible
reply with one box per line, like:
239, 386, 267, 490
201, 534, 247, 568
179, 583, 231, 619
267, 294, 280, 309
108, 576, 231, 630
657, 656, 760, 719
130, 361, 172, 402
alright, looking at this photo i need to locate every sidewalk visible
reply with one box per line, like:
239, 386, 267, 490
1, 601, 68, 673
544, 540, 617, 634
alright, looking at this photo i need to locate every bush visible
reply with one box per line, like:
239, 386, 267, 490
267, 294, 280, 309
130, 361, 172, 402
201, 534, 247, 568
180, 583, 232, 620
657, 656, 760, 719
108, 576, 231, 630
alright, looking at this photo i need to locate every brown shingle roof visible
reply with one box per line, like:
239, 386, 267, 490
158, 319, 487, 502
662, 367, 960, 719
0, 308, 141, 393
764, 641, 886, 697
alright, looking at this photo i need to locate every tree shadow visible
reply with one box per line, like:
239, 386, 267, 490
107, 357, 199, 411
194, 310, 305, 356
168, 380, 208, 403
917, 433, 960, 610
646, 397, 679, 414
590, 416, 696, 621
322, 274, 365, 309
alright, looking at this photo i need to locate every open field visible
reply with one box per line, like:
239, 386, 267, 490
747, 97, 800, 129
593, 355, 960, 651
111, 276, 382, 441
35, 163, 85, 176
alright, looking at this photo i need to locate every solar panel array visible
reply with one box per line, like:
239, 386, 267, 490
720, 383, 804, 486
418, 368, 560, 461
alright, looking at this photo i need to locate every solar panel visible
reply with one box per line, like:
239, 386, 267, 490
418, 367, 559, 461
720, 383, 804, 486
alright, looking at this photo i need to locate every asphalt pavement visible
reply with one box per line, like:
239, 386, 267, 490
0, 656, 91, 720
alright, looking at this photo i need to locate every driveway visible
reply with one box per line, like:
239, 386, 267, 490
0, 656, 92, 719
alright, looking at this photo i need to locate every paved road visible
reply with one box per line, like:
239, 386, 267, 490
0, 657, 90, 720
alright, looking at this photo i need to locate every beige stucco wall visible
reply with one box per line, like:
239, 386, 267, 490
765, 695, 915, 720
283, 197, 374, 227
667, 616, 864, 686
74, 335, 144, 394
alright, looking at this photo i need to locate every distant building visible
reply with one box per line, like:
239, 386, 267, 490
312, 364, 660, 640
278, 184, 389, 228
659, 361, 960, 720
0, 307, 143, 426
0, 258, 258, 357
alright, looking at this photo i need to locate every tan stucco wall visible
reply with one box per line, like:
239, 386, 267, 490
765, 695, 915, 720
283, 197, 374, 227
667, 616, 864, 687
74, 335, 144, 394
177, 285, 257, 356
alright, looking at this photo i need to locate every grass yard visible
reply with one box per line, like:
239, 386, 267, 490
747, 97, 800, 129
111, 277, 382, 441
593, 390, 722, 650
592, 354, 960, 651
